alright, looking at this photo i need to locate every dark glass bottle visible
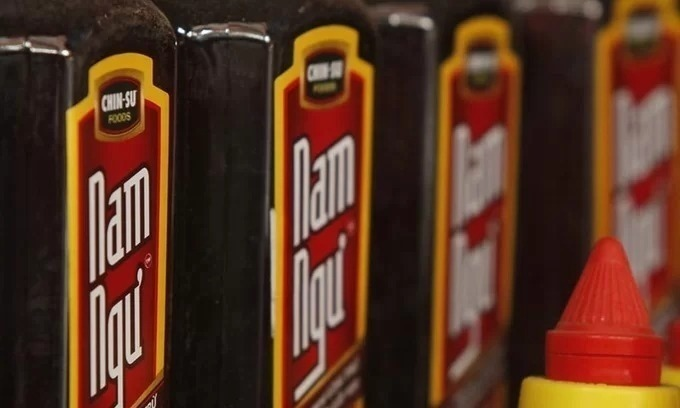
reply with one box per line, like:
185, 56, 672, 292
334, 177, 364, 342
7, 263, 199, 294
0, 1, 176, 407
509, 1, 596, 403
153, 0, 375, 407
364, 0, 521, 406
150, 1, 271, 406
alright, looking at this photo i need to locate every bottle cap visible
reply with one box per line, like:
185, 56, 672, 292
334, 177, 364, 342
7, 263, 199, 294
545, 237, 663, 386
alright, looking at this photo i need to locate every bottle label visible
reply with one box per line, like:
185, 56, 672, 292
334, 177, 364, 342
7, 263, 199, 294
66, 53, 170, 408
429, 17, 520, 406
594, 0, 680, 312
273, 25, 374, 408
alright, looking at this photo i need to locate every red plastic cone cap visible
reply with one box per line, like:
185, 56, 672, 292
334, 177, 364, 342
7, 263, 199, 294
667, 319, 680, 367
545, 237, 663, 386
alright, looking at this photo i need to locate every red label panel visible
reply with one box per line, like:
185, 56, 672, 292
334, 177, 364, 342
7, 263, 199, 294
444, 66, 511, 393
281, 74, 365, 408
76, 104, 161, 407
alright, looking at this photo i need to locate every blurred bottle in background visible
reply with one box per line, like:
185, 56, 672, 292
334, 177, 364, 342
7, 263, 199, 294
591, 0, 680, 325
364, 0, 521, 406
510, 0, 680, 404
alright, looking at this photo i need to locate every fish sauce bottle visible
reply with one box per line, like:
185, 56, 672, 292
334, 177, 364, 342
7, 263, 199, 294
152, 0, 376, 406
364, 0, 521, 406
150, 0, 272, 406
0, 0, 176, 407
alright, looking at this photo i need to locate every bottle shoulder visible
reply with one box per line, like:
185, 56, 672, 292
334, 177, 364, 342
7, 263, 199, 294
365, 0, 510, 29
0, 0, 174, 49
152, 0, 271, 30
154, 0, 373, 37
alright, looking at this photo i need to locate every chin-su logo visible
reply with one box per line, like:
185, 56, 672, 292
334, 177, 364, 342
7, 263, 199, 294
626, 9, 661, 57
304, 50, 347, 106
465, 44, 500, 92
96, 72, 144, 140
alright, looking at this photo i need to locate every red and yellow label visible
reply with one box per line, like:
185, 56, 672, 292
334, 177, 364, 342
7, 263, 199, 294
67, 53, 170, 408
430, 17, 520, 407
273, 25, 373, 408
593, 0, 680, 313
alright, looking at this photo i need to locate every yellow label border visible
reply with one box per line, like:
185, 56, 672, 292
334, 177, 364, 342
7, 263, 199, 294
66, 53, 170, 408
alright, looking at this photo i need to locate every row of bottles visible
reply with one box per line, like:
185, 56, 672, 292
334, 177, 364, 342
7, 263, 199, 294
2, 0, 680, 406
